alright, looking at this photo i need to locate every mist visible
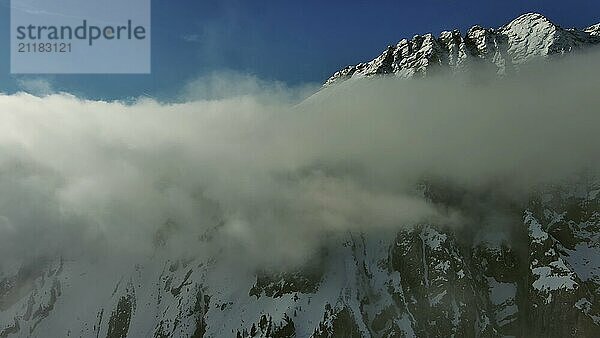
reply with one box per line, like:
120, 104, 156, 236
0, 50, 599, 270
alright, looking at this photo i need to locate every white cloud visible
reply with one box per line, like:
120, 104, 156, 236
0, 51, 599, 269
16, 77, 54, 96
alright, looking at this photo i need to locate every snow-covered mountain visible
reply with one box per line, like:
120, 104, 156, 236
2, 180, 599, 337
325, 13, 600, 86
2, 13, 600, 338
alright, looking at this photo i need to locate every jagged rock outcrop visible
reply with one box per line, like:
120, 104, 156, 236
325, 13, 600, 86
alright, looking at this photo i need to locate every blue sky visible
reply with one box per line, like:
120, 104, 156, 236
0, 0, 599, 100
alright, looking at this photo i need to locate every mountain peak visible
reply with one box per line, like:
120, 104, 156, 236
586, 23, 600, 36
325, 13, 600, 86
507, 12, 555, 26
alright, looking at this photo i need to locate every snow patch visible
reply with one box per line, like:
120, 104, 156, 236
531, 258, 578, 296
524, 210, 548, 244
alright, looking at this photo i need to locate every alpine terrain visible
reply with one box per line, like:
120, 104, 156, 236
1, 12, 600, 338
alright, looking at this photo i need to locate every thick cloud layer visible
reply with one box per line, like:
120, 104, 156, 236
0, 51, 599, 269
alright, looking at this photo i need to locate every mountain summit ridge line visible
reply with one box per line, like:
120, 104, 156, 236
325, 12, 600, 86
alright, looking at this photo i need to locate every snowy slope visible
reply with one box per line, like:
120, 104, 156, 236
2, 178, 599, 337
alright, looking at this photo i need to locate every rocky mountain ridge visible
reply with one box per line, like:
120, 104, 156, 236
325, 13, 600, 86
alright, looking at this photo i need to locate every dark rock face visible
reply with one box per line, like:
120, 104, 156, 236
249, 254, 325, 299
106, 293, 135, 338
313, 306, 361, 338
389, 225, 491, 337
